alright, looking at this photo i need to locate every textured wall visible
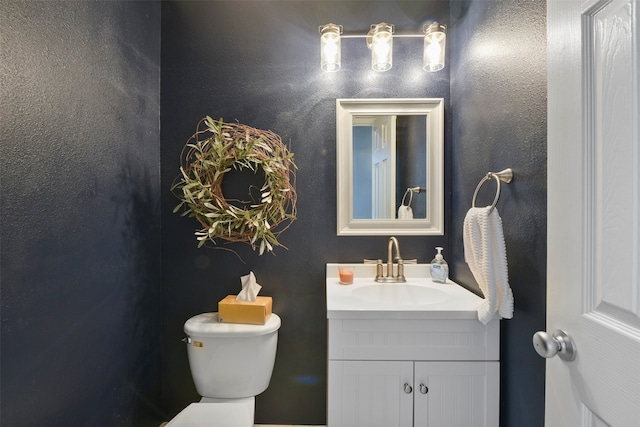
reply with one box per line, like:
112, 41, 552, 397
0, 2, 162, 425
160, 1, 450, 424
0, 1, 546, 425
449, 1, 547, 426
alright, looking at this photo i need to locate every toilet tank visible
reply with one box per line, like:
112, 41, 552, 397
184, 312, 281, 399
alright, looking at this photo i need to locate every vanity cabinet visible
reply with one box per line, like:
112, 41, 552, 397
327, 317, 500, 427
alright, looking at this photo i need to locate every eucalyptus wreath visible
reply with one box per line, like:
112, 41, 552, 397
171, 117, 297, 255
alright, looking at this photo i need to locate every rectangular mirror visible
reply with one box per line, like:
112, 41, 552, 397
336, 98, 444, 235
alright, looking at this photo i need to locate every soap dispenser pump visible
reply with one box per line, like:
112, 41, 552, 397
430, 247, 449, 283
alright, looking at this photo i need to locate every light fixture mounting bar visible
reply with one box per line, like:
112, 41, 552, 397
340, 34, 424, 39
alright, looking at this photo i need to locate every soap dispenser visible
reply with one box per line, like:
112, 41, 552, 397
430, 247, 449, 283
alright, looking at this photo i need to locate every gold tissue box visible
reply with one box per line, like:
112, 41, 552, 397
218, 295, 272, 325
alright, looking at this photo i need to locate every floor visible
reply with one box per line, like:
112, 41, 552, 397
161, 424, 325, 426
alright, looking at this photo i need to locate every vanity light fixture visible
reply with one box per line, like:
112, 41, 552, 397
367, 23, 394, 72
423, 22, 447, 71
320, 23, 342, 72
319, 21, 446, 72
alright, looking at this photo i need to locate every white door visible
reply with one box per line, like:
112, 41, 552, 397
371, 115, 396, 219
546, 0, 640, 426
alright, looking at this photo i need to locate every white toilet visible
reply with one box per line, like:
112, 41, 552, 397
167, 312, 281, 427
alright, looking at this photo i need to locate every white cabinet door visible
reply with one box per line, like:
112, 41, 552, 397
328, 360, 499, 427
413, 362, 499, 427
327, 360, 413, 427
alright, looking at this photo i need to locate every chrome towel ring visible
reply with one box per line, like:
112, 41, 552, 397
400, 186, 426, 208
471, 168, 513, 214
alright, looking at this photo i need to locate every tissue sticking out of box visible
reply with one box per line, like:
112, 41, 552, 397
236, 271, 262, 302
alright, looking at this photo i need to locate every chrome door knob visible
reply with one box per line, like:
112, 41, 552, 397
533, 329, 576, 361
403, 383, 413, 394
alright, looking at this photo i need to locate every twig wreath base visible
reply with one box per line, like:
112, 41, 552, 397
171, 117, 297, 255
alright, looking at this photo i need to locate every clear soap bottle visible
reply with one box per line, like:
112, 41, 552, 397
430, 247, 449, 283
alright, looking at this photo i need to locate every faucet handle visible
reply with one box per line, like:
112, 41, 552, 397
397, 259, 407, 282
403, 258, 418, 264
365, 259, 384, 280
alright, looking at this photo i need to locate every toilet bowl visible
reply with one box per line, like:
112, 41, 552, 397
168, 312, 281, 427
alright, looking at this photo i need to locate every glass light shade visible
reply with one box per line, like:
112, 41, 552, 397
368, 23, 394, 72
320, 24, 342, 72
423, 23, 446, 72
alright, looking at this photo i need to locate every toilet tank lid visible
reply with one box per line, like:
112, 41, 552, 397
184, 312, 281, 337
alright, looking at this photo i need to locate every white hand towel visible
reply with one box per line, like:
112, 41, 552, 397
398, 205, 413, 220
463, 207, 514, 324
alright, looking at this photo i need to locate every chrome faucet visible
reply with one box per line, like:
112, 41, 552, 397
375, 236, 407, 283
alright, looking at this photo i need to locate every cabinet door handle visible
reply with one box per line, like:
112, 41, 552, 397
419, 383, 429, 394
403, 383, 413, 394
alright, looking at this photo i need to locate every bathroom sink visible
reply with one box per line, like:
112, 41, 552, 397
352, 284, 448, 305
326, 263, 485, 319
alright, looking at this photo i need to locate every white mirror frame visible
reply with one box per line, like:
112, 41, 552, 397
336, 98, 444, 236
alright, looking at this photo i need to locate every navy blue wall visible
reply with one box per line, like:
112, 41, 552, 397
1, 2, 162, 425
1, 1, 546, 426
450, 1, 547, 426
160, 1, 450, 424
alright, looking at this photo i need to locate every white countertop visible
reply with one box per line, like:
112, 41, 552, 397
326, 263, 484, 320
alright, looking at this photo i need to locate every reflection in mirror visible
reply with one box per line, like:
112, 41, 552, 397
337, 98, 444, 235
352, 115, 427, 219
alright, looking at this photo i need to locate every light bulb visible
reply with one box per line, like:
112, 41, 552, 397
368, 23, 394, 72
423, 23, 446, 72
320, 24, 342, 72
